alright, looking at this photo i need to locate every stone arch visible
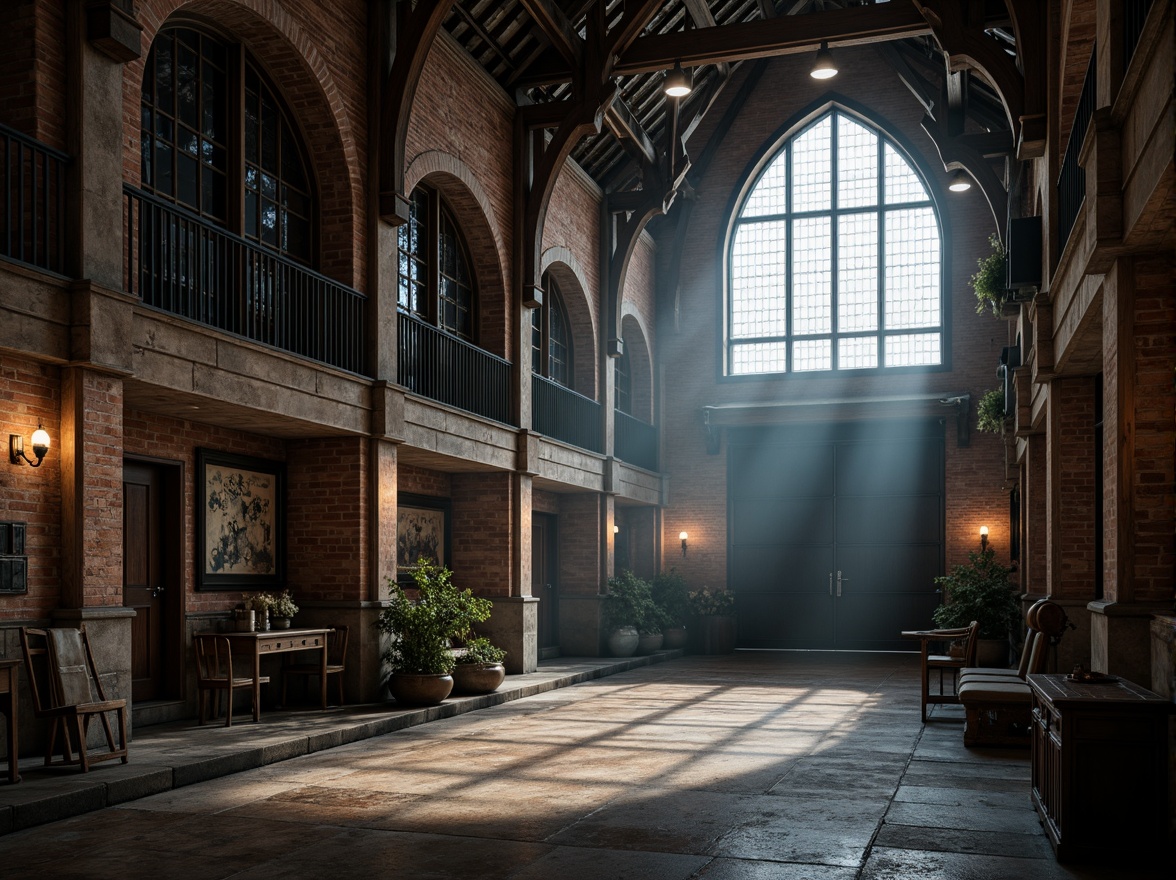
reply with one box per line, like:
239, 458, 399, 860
620, 306, 653, 423
131, 0, 363, 286
541, 247, 598, 399
407, 155, 508, 359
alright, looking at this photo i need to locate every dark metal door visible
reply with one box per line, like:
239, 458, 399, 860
729, 421, 943, 651
532, 513, 559, 650
123, 461, 167, 701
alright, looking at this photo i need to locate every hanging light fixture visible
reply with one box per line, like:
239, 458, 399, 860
663, 62, 693, 97
810, 42, 838, 80
948, 169, 973, 192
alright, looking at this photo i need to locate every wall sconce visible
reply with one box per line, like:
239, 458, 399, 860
613, 525, 620, 534
663, 61, 693, 97
979, 525, 989, 550
810, 41, 838, 80
679, 531, 689, 557
9, 425, 50, 468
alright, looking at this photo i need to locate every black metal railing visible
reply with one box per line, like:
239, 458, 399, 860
1124, 0, 1154, 66
615, 410, 657, 471
1, 124, 66, 274
532, 375, 601, 453
1057, 49, 1097, 250
398, 312, 513, 424
125, 185, 366, 374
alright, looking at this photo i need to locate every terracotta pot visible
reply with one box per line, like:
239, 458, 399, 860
636, 632, 664, 655
388, 672, 454, 705
452, 662, 506, 695
607, 626, 639, 657
662, 627, 688, 650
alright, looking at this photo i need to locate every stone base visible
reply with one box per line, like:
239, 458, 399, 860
558, 595, 604, 657
479, 596, 538, 674
1089, 600, 1171, 687
1149, 614, 1176, 700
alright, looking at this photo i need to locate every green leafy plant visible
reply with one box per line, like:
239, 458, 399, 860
932, 546, 1020, 639
270, 590, 298, 619
603, 570, 657, 633
977, 388, 1007, 433
455, 636, 506, 666
687, 586, 736, 617
651, 569, 690, 628
377, 560, 493, 676
971, 233, 1008, 316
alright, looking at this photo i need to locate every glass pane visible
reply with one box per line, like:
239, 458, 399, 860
790, 116, 831, 213
202, 166, 224, 220
177, 153, 198, 209
741, 153, 788, 218
791, 216, 831, 335
885, 332, 941, 366
732, 341, 787, 375
730, 220, 787, 339
261, 173, 276, 200
245, 190, 257, 236
837, 212, 877, 332
179, 126, 198, 156
202, 61, 222, 141
884, 207, 940, 329
531, 308, 543, 374
884, 143, 929, 204
282, 127, 308, 191
244, 90, 259, 164
140, 131, 152, 185
285, 212, 309, 258
792, 338, 831, 372
837, 114, 878, 208
838, 336, 878, 369
261, 199, 278, 245
261, 95, 278, 172
177, 43, 198, 130
154, 140, 172, 196
155, 40, 173, 116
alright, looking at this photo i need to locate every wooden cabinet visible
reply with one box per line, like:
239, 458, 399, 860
1028, 674, 1173, 863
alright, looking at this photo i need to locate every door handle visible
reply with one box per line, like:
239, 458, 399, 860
837, 570, 848, 598
151, 586, 165, 598
828, 573, 833, 596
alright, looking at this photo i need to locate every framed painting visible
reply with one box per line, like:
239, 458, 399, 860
196, 448, 285, 590
397, 494, 450, 582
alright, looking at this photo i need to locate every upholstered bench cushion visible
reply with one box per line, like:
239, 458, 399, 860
959, 668, 1021, 684
958, 680, 1031, 703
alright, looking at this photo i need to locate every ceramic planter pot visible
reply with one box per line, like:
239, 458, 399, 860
388, 672, 454, 705
452, 662, 506, 695
607, 626, 639, 657
636, 632, 664, 655
271, 617, 292, 630
662, 627, 687, 649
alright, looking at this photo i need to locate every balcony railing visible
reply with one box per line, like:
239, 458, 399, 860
1, 124, 66, 274
124, 185, 366, 374
1057, 49, 1097, 251
398, 312, 513, 424
1124, 0, 1154, 65
615, 410, 657, 471
532, 375, 601, 453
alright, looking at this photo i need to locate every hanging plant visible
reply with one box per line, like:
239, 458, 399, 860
977, 388, 1007, 433
971, 233, 1008, 317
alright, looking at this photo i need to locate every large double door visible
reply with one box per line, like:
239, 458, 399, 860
729, 421, 943, 652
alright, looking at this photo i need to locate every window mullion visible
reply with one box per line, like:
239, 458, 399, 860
785, 144, 793, 374
428, 189, 440, 327
876, 134, 886, 368
227, 42, 245, 238
830, 113, 839, 371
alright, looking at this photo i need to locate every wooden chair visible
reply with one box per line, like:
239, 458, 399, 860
193, 633, 269, 727
282, 625, 348, 707
918, 620, 979, 722
19, 626, 129, 772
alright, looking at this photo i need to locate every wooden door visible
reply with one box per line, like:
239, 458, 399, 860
532, 513, 559, 650
123, 461, 169, 701
729, 421, 943, 651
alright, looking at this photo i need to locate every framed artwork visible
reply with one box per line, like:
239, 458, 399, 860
196, 448, 285, 590
397, 494, 450, 582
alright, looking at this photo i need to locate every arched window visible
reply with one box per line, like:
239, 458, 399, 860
398, 185, 477, 342
727, 110, 942, 375
141, 26, 314, 265
532, 274, 572, 387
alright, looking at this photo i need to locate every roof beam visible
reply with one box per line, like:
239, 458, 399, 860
518, 0, 581, 67
614, 1, 932, 75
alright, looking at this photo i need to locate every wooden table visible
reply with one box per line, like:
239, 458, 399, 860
1028, 673, 1173, 864
0, 658, 20, 783
222, 629, 330, 722
901, 628, 968, 721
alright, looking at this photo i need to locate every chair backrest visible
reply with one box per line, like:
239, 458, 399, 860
193, 633, 234, 684
1026, 629, 1048, 675
962, 620, 980, 666
20, 625, 106, 713
327, 625, 349, 666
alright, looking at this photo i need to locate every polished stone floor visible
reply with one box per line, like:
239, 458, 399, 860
0, 652, 1166, 879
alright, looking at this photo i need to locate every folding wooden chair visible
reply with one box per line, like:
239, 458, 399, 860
19, 625, 129, 772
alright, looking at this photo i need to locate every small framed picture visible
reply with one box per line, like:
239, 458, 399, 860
196, 448, 285, 590
397, 494, 450, 582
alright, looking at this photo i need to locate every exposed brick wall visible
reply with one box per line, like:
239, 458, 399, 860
1048, 377, 1098, 599
558, 492, 601, 597
0, 1, 65, 148
0, 355, 60, 621
533, 488, 561, 515
450, 472, 512, 597
399, 465, 452, 499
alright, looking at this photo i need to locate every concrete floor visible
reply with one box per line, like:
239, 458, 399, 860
0, 652, 1167, 879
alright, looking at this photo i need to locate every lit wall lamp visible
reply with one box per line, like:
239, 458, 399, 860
679, 531, 689, 557
810, 42, 838, 80
979, 525, 989, 550
9, 425, 51, 467
613, 525, 620, 534
663, 62, 693, 97
948, 169, 973, 192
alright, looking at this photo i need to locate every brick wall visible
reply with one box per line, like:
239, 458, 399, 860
1048, 377, 1098, 599
450, 472, 512, 597
0, 1, 65, 148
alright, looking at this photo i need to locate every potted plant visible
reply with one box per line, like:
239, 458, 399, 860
932, 545, 1021, 666
602, 570, 654, 657
687, 586, 737, 654
652, 569, 690, 649
971, 233, 1008, 317
452, 636, 507, 695
977, 388, 1006, 434
376, 560, 493, 705
269, 590, 299, 629
243, 592, 273, 631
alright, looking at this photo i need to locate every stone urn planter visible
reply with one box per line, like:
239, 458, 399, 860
607, 626, 639, 657
452, 662, 506, 695
636, 632, 664, 655
388, 672, 454, 705
662, 627, 687, 650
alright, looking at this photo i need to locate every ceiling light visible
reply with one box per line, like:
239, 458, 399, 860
948, 170, 973, 192
810, 42, 838, 80
663, 62, 693, 97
